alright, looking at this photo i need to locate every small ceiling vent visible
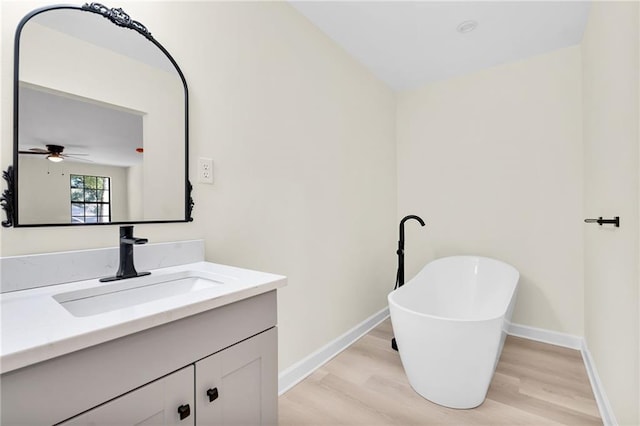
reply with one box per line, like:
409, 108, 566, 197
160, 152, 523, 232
457, 20, 478, 34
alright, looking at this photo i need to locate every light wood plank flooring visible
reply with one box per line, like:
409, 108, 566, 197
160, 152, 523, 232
279, 319, 601, 425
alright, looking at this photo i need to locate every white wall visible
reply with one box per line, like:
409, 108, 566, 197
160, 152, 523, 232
1, 1, 397, 373
397, 47, 584, 335
582, 2, 640, 425
127, 163, 144, 220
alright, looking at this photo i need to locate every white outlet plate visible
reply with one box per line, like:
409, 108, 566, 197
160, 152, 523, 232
198, 157, 213, 184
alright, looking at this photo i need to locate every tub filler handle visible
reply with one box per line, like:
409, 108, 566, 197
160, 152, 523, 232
584, 216, 620, 227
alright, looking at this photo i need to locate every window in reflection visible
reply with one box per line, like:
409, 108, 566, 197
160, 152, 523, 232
70, 174, 111, 223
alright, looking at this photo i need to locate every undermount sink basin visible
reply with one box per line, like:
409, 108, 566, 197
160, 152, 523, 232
53, 271, 225, 317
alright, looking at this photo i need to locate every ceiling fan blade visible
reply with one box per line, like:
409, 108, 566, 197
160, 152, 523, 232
64, 153, 89, 156
19, 150, 48, 155
27, 148, 50, 153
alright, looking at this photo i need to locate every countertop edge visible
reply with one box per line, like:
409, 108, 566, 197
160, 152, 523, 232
1, 266, 286, 374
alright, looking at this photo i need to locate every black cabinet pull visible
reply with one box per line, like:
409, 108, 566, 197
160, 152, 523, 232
178, 404, 191, 420
207, 387, 219, 402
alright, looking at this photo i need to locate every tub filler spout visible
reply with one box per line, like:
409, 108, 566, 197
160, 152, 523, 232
396, 215, 426, 288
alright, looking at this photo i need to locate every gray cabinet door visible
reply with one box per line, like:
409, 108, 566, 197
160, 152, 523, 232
195, 328, 277, 426
59, 366, 194, 426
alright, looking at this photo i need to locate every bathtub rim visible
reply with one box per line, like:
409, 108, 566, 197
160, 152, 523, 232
387, 255, 519, 323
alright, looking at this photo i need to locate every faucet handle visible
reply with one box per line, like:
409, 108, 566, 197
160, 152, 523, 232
119, 226, 148, 245
120, 237, 148, 245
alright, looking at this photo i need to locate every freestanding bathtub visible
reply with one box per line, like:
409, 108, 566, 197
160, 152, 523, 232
388, 256, 519, 409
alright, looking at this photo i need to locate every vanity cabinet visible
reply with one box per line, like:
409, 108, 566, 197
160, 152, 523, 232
60, 328, 277, 426
1, 291, 278, 425
60, 366, 195, 426
196, 328, 277, 424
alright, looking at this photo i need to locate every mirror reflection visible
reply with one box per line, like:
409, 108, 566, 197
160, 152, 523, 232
16, 5, 189, 226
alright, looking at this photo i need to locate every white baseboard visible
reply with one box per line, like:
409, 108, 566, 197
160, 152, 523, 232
581, 342, 618, 426
278, 307, 390, 395
507, 323, 616, 425
508, 322, 583, 350
278, 316, 616, 425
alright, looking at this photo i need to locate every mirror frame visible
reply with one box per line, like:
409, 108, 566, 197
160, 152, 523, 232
2, 2, 193, 228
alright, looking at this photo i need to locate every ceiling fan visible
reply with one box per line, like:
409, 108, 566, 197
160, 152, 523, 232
18, 144, 90, 163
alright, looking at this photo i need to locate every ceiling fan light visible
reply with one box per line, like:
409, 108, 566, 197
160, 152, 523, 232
47, 153, 64, 163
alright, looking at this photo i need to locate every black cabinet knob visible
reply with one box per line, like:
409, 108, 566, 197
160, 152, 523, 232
178, 404, 191, 420
207, 387, 219, 402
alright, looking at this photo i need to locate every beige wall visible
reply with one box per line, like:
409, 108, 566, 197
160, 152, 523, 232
397, 47, 584, 335
18, 156, 129, 223
1, 1, 397, 373
582, 2, 640, 424
152, 1, 398, 370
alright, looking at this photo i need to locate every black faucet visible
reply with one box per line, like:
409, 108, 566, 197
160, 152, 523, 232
396, 215, 426, 288
100, 225, 151, 282
392, 214, 426, 352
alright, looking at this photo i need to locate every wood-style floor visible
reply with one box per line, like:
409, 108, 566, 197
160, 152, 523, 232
279, 319, 601, 425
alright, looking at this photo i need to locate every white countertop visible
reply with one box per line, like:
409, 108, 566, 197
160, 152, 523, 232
0, 261, 286, 374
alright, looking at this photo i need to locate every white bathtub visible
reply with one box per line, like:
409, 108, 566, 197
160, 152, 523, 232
388, 256, 519, 409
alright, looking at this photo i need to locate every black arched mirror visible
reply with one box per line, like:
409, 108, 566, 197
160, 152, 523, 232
2, 3, 192, 227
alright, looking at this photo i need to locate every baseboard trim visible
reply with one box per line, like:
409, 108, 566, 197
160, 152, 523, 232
278, 316, 616, 425
278, 307, 390, 395
581, 341, 618, 426
508, 322, 583, 350
507, 323, 616, 425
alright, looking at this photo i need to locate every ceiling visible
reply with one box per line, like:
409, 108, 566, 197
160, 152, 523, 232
19, 86, 143, 167
290, 1, 591, 91
32, 8, 176, 74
